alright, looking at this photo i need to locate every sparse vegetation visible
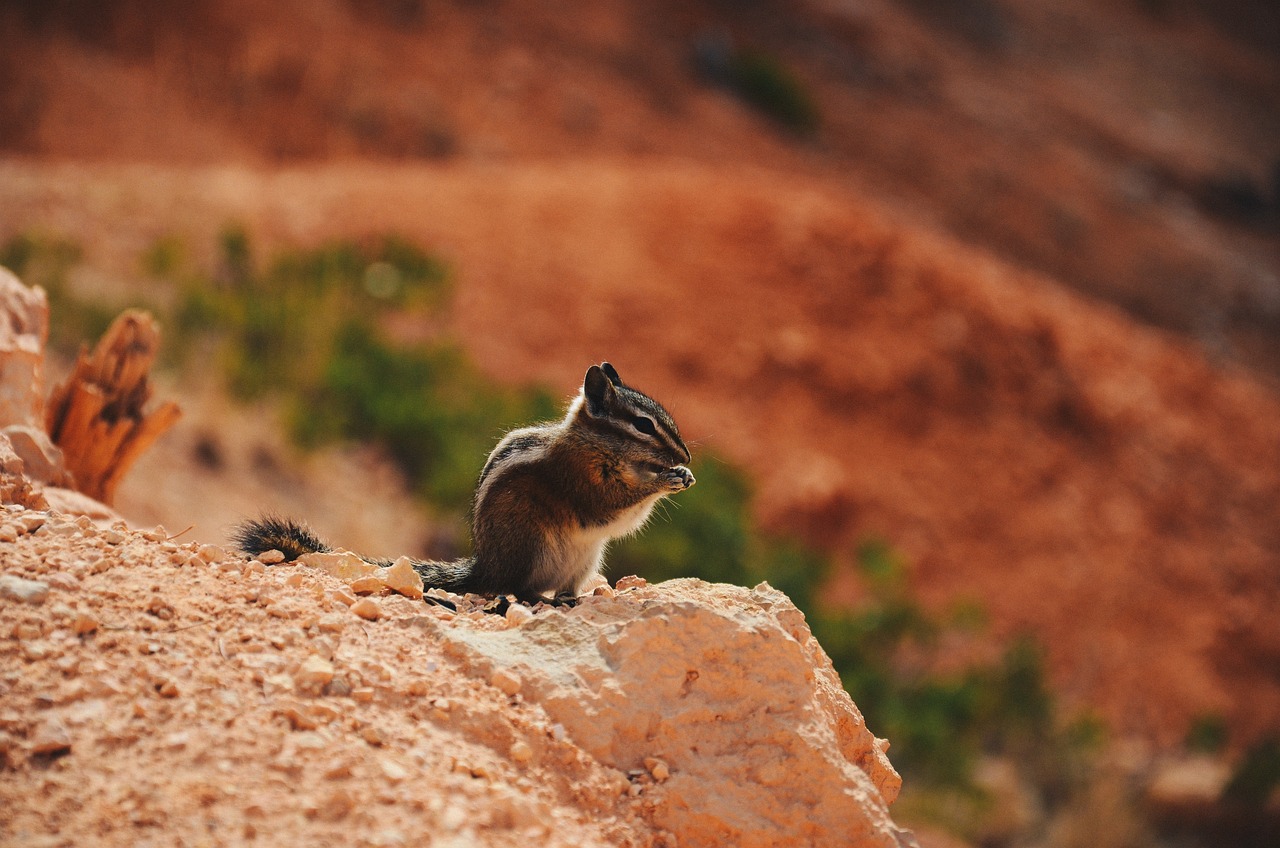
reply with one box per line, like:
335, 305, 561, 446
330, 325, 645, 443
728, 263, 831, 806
694, 34, 820, 136
725, 49, 820, 136
0, 232, 117, 355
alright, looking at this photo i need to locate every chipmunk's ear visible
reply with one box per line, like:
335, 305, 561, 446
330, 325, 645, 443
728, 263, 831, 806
583, 365, 617, 417
600, 362, 625, 388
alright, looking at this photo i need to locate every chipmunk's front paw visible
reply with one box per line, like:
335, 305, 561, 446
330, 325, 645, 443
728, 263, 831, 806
661, 465, 695, 491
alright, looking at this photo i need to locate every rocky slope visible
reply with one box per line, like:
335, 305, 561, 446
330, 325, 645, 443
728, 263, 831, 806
0, 499, 909, 848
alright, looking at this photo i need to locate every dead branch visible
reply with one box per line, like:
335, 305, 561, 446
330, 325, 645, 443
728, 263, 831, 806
45, 310, 181, 505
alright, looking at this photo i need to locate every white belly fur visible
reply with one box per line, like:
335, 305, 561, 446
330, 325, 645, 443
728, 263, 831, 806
539, 493, 666, 594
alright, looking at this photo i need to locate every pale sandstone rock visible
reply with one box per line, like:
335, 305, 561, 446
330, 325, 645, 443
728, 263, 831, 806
299, 551, 382, 580
431, 578, 911, 848
381, 556, 424, 599
0, 432, 48, 510
0, 267, 48, 430
350, 575, 384, 594
2, 425, 67, 486
0, 574, 50, 604
350, 598, 382, 620
40, 486, 119, 523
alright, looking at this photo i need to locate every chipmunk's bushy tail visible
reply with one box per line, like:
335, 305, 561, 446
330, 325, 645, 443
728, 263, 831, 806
233, 516, 332, 561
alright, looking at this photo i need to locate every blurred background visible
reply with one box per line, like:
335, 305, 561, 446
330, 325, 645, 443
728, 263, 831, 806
1, 1, 1278, 845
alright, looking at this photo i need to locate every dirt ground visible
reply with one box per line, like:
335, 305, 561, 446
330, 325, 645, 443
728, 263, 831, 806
0, 506, 658, 847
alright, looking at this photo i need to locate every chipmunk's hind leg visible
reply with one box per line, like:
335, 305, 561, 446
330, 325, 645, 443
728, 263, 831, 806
233, 515, 331, 561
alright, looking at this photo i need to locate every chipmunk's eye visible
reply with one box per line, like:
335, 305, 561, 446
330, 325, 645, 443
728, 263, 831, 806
631, 415, 657, 437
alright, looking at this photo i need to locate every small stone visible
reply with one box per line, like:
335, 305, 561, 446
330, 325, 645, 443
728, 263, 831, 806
510, 741, 534, 764
30, 719, 72, 755
0, 574, 49, 604
381, 557, 424, 600
316, 613, 347, 633
352, 688, 375, 703
243, 560, 266, 576
380, 759, 410, 782
294, 655, 336, 693
258, 549, 286, 565
72, 613, 98, 635
45, 572, 78, 591
323, 676, 352, 697
615, 575, 648, 591
329, 588, 357, 607
644, 757, 671, 782
504, 603, 534, 626
156, 679, 180, 698
0, 525, 16, 543
19, 514, 47, 534
100, 528, 126, 545
14, 622, 42, 639
593, 584, 616, 598
147, 596, 175, 620
198, 545, 227, 564
360, 725, 384, 746
143, 526, 169, 542
284, 572, 306, 588
350, 576, 384, 595
279, 704, 319, 731
489, 668, 522, 696
22, 640, 53, 661
350, 598, 382, 621
299, 551, 380, 580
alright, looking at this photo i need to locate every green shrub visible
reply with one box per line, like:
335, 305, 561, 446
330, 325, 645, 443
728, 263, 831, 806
727, 49, 821, 135
1186, 713, 1230, 755
1225, 736, 1280, 806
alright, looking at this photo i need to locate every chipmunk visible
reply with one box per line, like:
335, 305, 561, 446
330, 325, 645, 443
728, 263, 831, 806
234, 362, 694, 602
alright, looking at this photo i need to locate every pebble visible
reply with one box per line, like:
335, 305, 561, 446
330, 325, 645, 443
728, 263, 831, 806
143, 526, 170, 542
0, 525, 17, 543
350, 576, 384, 595
243, 561, 267, 576
329, 588, 357, 607
316, 613, 347, 633
352, 688, 376, 703
100, 529, 127, 545
72, 613, 98, 635
45, 572, 78, 591
644, 757, 671, 782
615, 575, 648, 591
19, 514, 47, 534
380, 759, 410, 782
350, 598, 382, 621
156, 679, 180, 698
30, 719, 72, 755
294, 655, 336, 692
510, 741, 534, 764
198, 545, 227, 564
258, 549, 286, 565
0, 574, 50, 604
323, 676, 352, 697
382, 557, 424, 599
489, 668, 522, 697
